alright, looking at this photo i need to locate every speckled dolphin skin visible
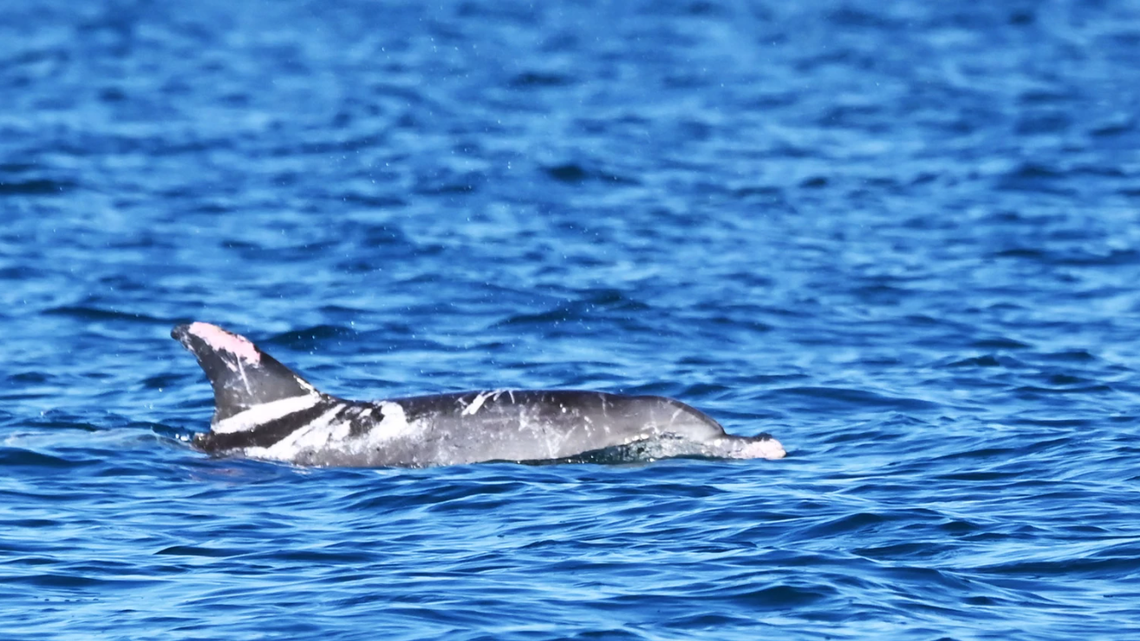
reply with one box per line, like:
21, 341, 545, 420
172, 322, 786, 467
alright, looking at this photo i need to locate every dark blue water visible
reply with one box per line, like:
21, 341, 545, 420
4, 0, 1140, 638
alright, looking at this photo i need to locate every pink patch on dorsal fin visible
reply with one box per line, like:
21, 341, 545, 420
186, 322, 262, 364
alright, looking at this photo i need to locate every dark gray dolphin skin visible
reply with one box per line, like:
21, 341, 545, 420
172, 322, 786, 467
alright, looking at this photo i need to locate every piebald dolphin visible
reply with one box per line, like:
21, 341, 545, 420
172, 322, 786, 467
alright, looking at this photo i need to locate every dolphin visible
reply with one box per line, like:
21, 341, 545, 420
171, 322, 786, 467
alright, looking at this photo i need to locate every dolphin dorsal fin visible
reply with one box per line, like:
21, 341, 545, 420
172, 322, 322, 430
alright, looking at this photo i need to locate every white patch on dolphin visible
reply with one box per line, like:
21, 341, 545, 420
369, 401, 415, 440
186, 321, 262, 364
212, 394, 321, 434
460, 391, 492, 416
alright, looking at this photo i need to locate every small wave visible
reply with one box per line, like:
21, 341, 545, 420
0, 573, 149, 589
542, 162, 640, 185
0, 178, 73, 195
42, 306, 169, 324
768, 386, 940, 411
0, 447, 85, 469
509, 71, 574, 87
264, 325, 357, 350
155, 545, 245, 558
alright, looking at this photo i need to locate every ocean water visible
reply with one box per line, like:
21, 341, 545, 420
3, 0, 1140, 638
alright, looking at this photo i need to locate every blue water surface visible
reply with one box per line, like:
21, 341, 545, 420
3, 0, 1140, 639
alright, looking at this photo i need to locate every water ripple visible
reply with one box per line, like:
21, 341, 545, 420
5, 0, 1140, 639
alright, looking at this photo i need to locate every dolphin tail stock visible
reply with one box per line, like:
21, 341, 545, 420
171, 322, 324, 432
